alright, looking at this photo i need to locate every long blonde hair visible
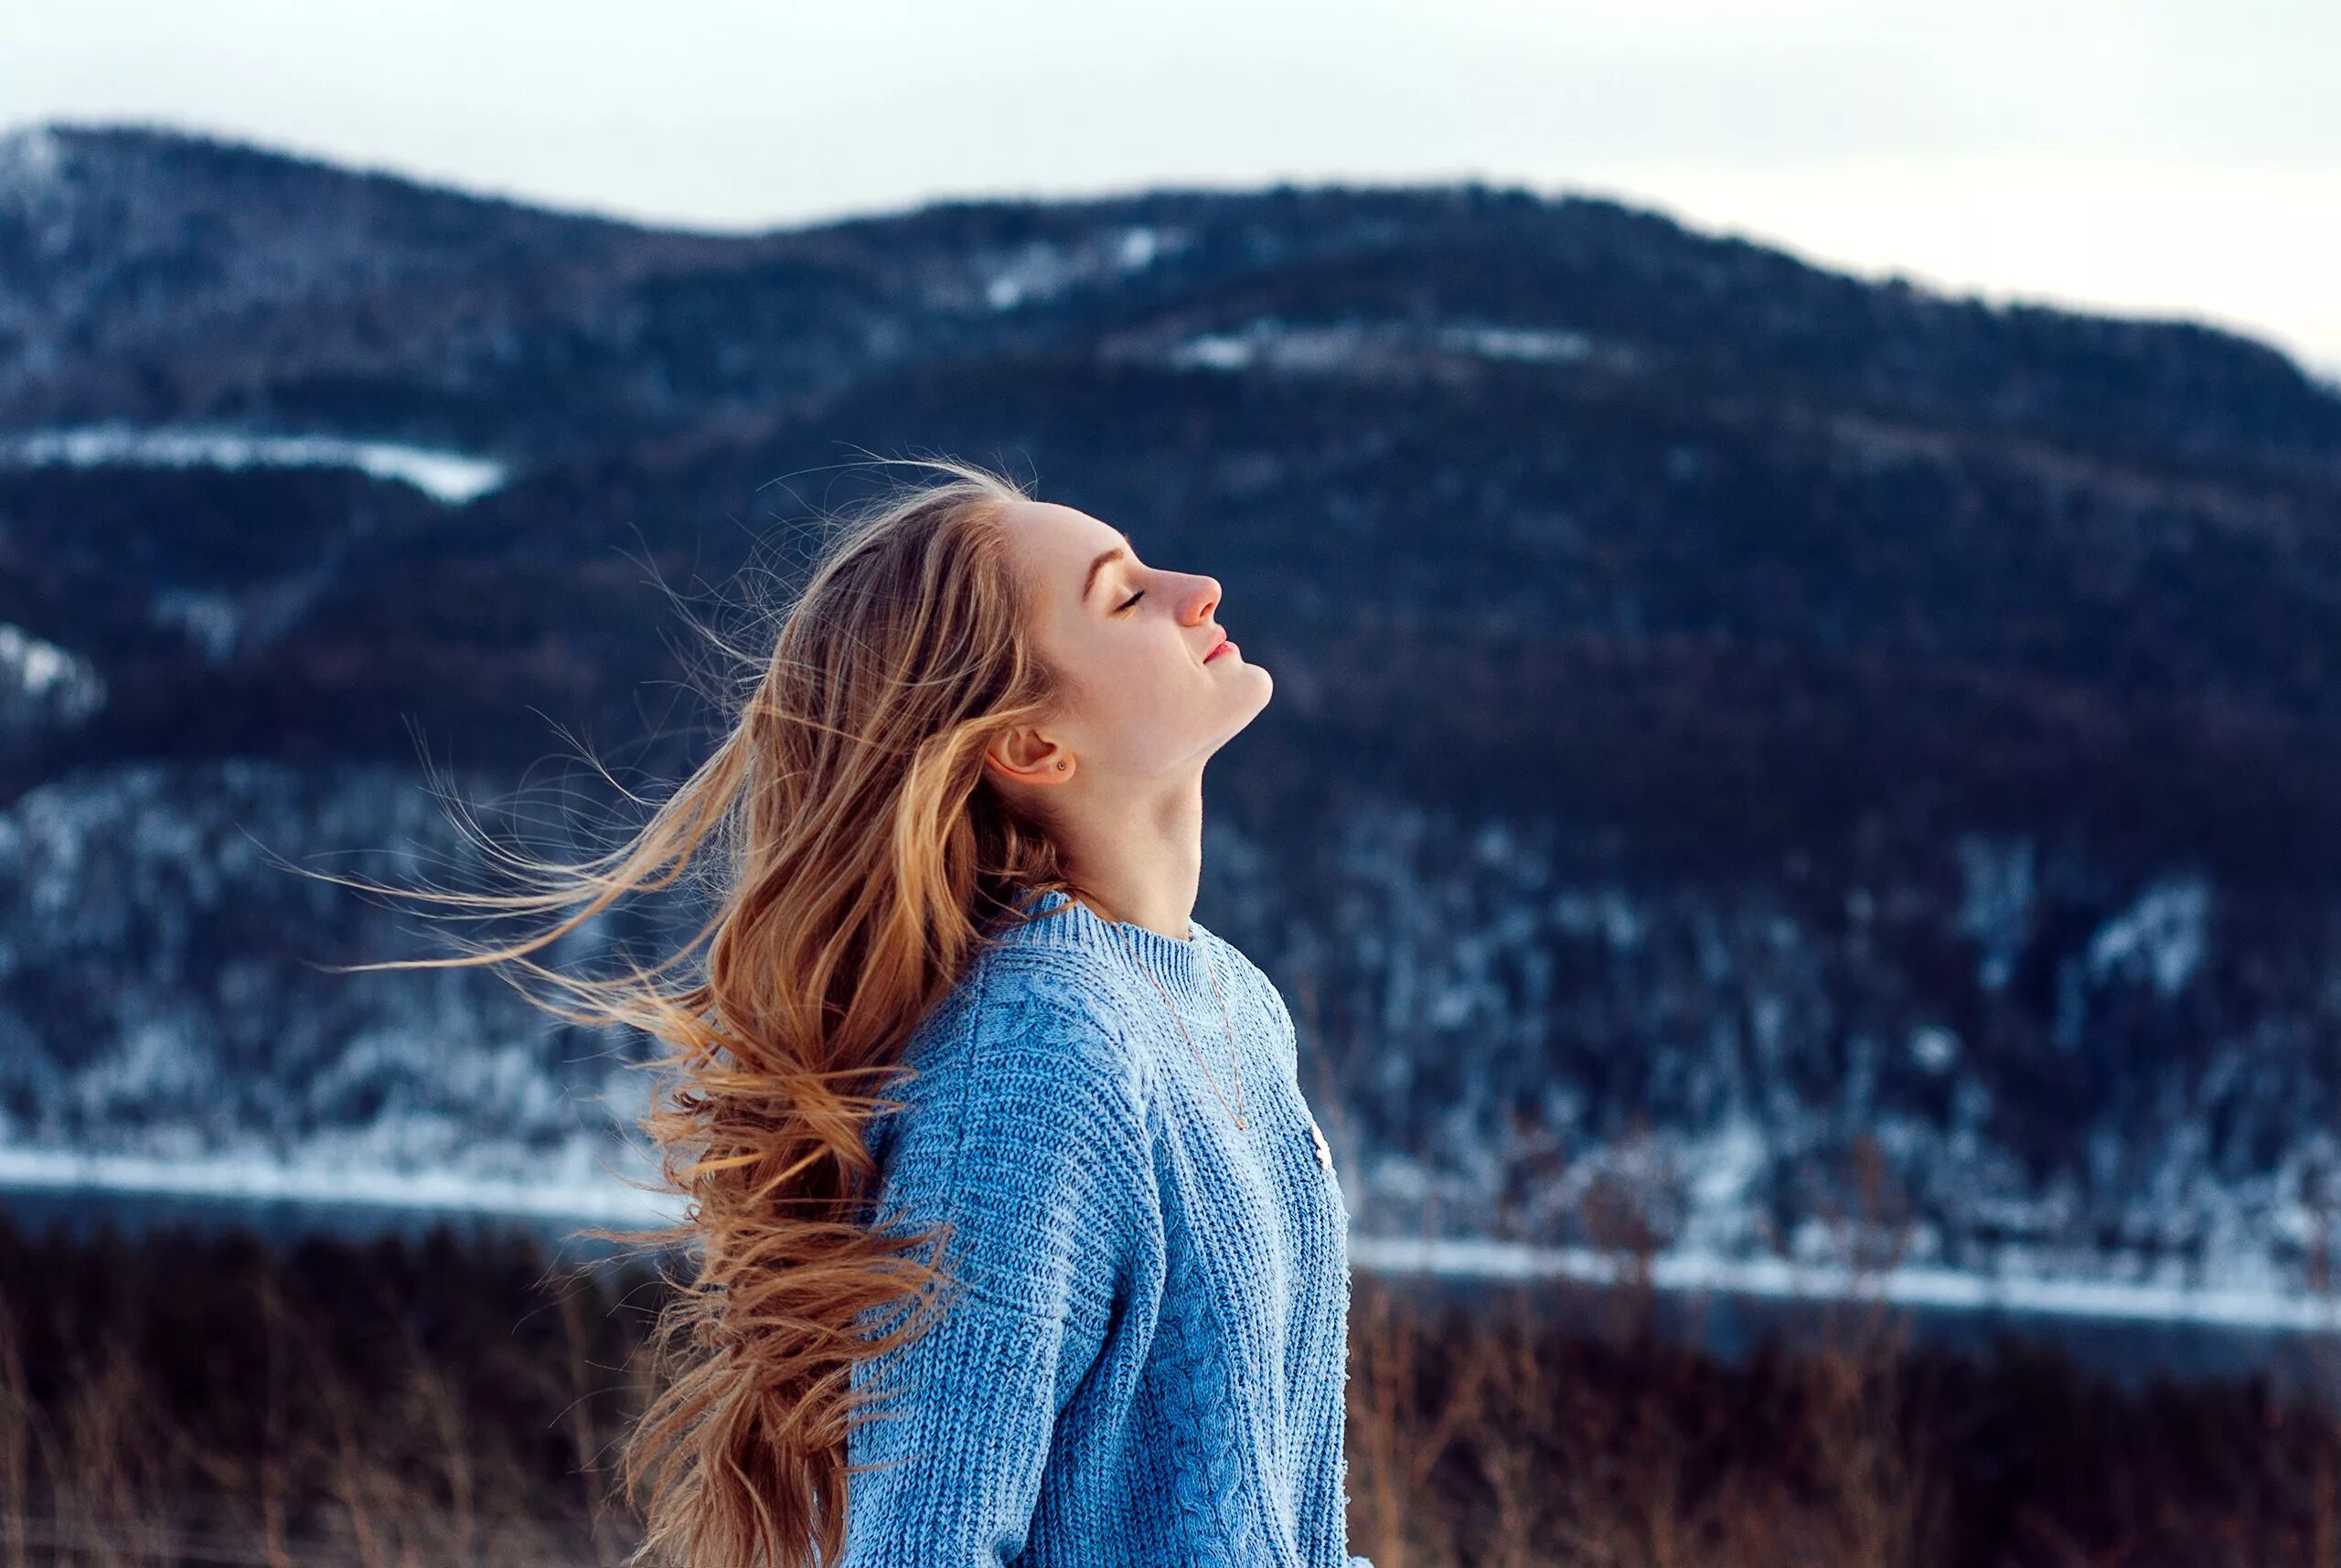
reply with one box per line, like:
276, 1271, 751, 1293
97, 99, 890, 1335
304, 454, 1092, 1567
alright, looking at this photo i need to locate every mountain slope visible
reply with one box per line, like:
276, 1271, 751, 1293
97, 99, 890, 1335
5, 121, 2340, 1304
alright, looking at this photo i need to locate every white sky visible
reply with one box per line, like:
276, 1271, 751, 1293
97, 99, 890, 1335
6, 0, 2338, 382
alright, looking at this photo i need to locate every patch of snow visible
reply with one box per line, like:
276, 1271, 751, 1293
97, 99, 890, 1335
1688, 1117, 1767, 1211
0, 623, 104, 727
1167, 317, 1371, 373
1438, 324, 1593, 362
0, 1146, 675, 1223
1679, 1116, 1770, 1254
982, 223, 1184, 312
1352, 1232, 2341, 1334
985, 264, 1043, 312
1116, 225, 1164, 270
1170, 332, 1259, 370
2088, 873, 2211, 997
1160, 316, 1630, 378
1954, 831, 2035, 992
1908, 1023, 1961, 1074
0, 423, 508, 504
0, 125, 64, 198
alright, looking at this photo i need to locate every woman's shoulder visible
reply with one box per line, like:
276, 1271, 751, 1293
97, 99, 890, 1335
1199, 927, 1291, 1022
911, 941, 1155, 1105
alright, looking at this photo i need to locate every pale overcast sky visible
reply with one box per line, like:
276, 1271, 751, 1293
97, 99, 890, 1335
7, 0, 2337, 380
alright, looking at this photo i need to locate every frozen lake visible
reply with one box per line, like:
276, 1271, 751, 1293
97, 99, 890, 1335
7, 1180, 2338, 1395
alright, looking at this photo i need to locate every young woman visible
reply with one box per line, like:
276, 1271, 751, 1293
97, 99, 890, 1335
340, 457, 1372, 1567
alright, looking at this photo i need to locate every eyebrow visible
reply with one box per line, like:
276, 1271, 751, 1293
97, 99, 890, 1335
1081, 533, 1135, 606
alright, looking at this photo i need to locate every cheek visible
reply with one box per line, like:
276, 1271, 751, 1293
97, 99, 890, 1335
1064, 639, 1216, 765
1098, 657, 1208, 757
1091, 641, 1176, 707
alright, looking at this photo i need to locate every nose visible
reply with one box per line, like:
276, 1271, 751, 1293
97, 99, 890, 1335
1184, 576, 1222, 624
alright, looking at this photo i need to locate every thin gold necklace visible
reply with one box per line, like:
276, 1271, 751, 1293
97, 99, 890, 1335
1101, 910, 1248, 1132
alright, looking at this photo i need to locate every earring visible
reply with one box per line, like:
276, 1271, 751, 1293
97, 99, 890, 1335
1055, 761, 1067, 770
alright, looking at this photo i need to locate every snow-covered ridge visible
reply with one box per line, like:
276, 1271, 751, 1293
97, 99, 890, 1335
0, 423, 508, 503
1135, 315, 1635, 376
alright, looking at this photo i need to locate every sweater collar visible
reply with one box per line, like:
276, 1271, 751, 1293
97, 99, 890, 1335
1004, 886, 1218, 1002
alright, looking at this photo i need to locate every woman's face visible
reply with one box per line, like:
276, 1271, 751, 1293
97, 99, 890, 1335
989, 499, 1271, 787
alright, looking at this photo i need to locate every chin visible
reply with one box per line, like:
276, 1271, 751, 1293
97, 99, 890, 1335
1235, 665, 1272, 716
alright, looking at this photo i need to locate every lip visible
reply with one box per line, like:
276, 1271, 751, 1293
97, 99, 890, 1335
1203, 635, 1235, 663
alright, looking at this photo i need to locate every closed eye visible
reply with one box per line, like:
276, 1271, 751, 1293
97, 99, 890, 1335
1117, 590, 1145, 613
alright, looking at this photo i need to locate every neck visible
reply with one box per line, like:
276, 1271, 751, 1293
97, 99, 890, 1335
1053, 768, 1204, 943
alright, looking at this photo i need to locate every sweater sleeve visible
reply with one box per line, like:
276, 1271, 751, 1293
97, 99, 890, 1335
841, 983, 1154, 1566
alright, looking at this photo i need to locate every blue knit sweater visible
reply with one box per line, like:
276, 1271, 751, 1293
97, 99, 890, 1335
842, 888, 1372, 1567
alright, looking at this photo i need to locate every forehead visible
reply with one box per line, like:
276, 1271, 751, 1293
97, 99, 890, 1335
999, 500, 1131, 595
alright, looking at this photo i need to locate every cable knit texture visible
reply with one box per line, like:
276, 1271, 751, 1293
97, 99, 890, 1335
842, 888, 1373, 1568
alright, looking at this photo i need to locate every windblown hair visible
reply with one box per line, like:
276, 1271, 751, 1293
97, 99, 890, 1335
307, 454, 1093, 1567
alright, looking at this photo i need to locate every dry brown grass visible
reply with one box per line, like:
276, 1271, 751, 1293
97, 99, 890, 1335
1330, 1131, 2341, 1568
4, 1207, 2341, 1568
1337, 1264, 1944, 1568
0, 1222, 646, 1568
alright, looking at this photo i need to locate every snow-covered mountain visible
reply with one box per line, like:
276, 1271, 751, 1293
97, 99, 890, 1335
7, 122, 2341, 1312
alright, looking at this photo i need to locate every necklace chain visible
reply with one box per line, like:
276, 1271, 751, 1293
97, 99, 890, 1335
1106, 916, 1248, 1133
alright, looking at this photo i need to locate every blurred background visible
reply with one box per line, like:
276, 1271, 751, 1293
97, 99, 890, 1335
5, 3, 2341, 1564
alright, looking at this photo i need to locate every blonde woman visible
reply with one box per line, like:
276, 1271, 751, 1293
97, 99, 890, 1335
341, 457, 1371, 1567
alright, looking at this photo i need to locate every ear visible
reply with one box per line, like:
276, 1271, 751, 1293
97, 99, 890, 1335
983, 725, 1074, 787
